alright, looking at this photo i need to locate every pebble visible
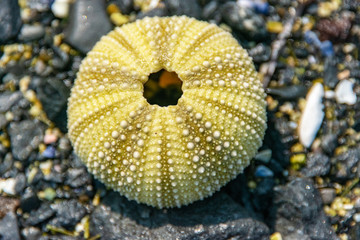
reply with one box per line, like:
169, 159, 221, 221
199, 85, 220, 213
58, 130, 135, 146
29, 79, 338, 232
335, 79, 357, 105
301, 152, 330, 177
36, 78, 70, 133
44, 132, 58, 144
0, 91, 23, 113
8, 119, 45, 161
164, 0, 201, 19
111, 0, 134, 15
272, 178, 337, 239
0, 196, 19, 218
298, 83, 325, 148
26, 203, 55, 226
49, 199, 87, 229
0, 0, 22, 44
267, 85, 307, 100
63, 0, 112, 53
320, 188, 336, 205
255, 165, 274, 178
0, 178, 17, 195
20, 187, 41, 213
323, 57, 339, 88
0, 212, 21, 240
42, 145, 56, 158
51, 0, 71, 18
18, 24, 45, 42
21, 227, 42, 240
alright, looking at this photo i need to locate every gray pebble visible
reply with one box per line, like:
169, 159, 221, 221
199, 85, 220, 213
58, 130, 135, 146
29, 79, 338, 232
319, 188, 336, 205
64, 0, 112, 54
0, 91, 23, 113
0, 212, 21, 240
8, 119, 45, 161
18, 24, 45, 42
0, 0, 22, 44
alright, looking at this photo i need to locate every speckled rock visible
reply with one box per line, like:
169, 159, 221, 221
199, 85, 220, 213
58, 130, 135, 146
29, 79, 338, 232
301, 152, 331, 177
271, 178, 337, 240
0, 212, 21, 240
8, 119, 46, 161
0, 91, 23, 113
48, 200, 87, 229
90, 191, 270, 239
0, 0, 22, 44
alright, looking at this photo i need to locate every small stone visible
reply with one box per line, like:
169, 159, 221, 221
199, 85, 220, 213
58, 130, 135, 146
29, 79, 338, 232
41, 146, 56, 158
51, 0, 71, 18
335, 79, 357, 105
38, 187, 56, 201
272, 178, 337, 239
320, 134, 338, 155
8, 119, 45, 161
319, 188, 336, 205
64, 0, 112, 53
20, 188, 41, 213
0, 212, 21, 240
49, 200, 87, 229
298, 83, 325, 148
65, 168, 91, 188
255, 165, 274, 178
21, 227, 42, 240
0, 178, 17, 195
36, 78, 70, 133
44, 132, 58, 144
266, 21, 283, 33
0, 91, 23, 113
0, 0, 22, 44
301, 152, 330, 177
323, 57, 339, 88
26, 203, 55, 226
0, 196, 19, 218
18, 24, 45, 42
164, 0, 201, 19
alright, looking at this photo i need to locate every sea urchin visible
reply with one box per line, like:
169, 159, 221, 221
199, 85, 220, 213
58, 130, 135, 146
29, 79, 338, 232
67, 16, 267, 208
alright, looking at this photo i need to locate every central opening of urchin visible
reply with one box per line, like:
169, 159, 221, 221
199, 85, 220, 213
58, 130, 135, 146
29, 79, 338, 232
143, 69, 183, 107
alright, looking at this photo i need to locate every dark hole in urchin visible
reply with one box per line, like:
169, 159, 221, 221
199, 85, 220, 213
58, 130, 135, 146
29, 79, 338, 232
143, 69, 183, 107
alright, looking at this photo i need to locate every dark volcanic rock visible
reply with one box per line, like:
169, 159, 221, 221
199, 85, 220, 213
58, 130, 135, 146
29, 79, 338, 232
0, 0, 22, 44
90, 191, 270, 240
301, 152, 331, 177
8, 119, 46, 161
36, 78, 70, 133
271, 178, 337, 240
48, 200, 87, 230
64, 0, 112, 54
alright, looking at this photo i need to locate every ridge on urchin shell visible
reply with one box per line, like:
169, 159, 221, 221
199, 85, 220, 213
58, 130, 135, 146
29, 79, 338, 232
67, 16, 267, 209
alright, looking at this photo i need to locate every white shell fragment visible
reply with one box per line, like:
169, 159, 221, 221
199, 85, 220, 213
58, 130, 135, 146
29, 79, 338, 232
335, 79, 357, 105
298, 83, 325, 148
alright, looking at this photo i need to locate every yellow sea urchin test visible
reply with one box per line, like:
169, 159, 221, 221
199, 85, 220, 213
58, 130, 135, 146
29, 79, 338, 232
67, 16, 267, 208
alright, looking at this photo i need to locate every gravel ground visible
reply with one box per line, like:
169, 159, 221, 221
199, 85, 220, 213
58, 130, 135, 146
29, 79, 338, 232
1, 0, 360, 239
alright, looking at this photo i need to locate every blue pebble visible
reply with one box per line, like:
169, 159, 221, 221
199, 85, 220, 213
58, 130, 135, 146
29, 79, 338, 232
254, 2, 269, 15
304, 31, 322, 47
320, 40, 334, 57
255, 165, 274, 178
42, 146, 56, 158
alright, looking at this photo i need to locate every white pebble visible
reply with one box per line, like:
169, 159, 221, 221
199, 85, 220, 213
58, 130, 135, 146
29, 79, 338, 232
298, 83, 324, 148
335, 79, 357, 105
51, 0, 71, 18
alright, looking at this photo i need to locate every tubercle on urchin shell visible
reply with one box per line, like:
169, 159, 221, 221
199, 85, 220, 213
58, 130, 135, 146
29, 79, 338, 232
67, 16, 267, 209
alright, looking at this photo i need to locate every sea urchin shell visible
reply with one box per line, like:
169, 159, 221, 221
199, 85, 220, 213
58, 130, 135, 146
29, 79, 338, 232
67, 16, 267, 208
